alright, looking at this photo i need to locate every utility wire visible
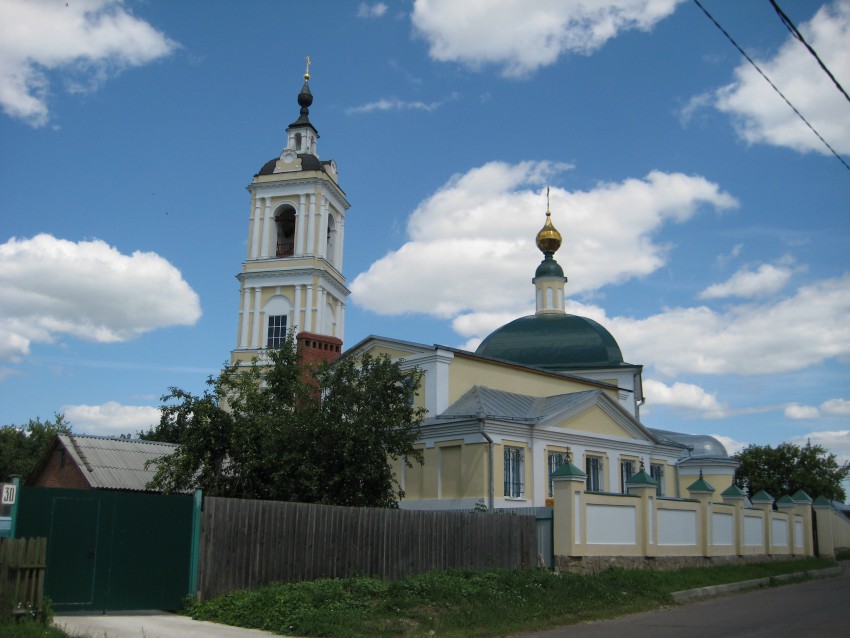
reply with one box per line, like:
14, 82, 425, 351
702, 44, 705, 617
770, 0, 850, 105
692, 0, 850, 173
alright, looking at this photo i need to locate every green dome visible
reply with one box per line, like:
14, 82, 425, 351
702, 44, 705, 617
475, 314, 624, 370
534, 254, 565, 279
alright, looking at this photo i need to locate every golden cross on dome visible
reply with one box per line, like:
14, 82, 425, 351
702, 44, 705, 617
304, 56, 311, 80
547, 186, 550, 215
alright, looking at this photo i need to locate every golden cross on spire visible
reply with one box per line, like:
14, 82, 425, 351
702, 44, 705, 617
304, 56, 311, 80
546, 186, 551, 216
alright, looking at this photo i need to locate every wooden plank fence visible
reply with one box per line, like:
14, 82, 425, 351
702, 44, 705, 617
198, 497, 536, 600
0, 537, 46, 620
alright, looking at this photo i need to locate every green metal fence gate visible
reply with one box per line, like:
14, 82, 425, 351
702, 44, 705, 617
14, 487, 198, 612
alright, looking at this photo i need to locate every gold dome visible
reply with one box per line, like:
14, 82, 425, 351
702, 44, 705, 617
536, 210, 562, 254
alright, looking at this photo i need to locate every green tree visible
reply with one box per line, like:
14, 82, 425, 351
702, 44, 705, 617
0, 414, 71, 481
141, 334, 425, 507
733, 441, 850, 502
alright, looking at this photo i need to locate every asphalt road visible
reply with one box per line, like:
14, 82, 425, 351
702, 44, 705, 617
514, 562, 849, 638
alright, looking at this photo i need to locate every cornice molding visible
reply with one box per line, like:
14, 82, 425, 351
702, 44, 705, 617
248, 175, 350, 211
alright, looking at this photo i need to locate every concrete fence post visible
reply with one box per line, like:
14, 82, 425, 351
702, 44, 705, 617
791, 490, 814, 556
750, 490, 775, 554
686, 471, 715, 557
776, 495, 796, 555
721, 484, 747, 556
812, 496, 835, 559
551, 462, 587, 558
626, 465, 658, 557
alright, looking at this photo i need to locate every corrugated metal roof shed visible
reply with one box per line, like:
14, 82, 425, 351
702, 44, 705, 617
58, 434, 177, 491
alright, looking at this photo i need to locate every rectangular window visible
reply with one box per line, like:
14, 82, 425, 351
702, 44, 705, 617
504, 446, 525, 498
548, 451, 570, 497
650, 463, 665, 496
586, 456, 604, 492
620, 459, 636, 493
266, 315, 287, 348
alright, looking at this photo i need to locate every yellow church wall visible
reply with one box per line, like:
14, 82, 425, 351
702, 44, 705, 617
554, 405, 635, 439
399, 441, 493, 504
449, 356, 604, 404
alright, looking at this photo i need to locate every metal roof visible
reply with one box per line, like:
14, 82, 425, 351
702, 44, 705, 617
439, 386, 600, 422
58, 434, 177, 492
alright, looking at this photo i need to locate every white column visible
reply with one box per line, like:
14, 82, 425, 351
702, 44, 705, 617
259, 197, 272, 258
250, 197, 262, 259
338, 302, 345, 341
293, 284, 302, 333
316, 284, 328, 334
251, 287, 263, 348
306, 194, 316, 256
295, 194, 306, 256
239, 285, 251, 348
318, 197, 329, 260
335, 219, 345, 270
305, 284, 313, 333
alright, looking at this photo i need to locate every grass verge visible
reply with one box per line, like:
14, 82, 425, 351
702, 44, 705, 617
186, 558, 834, 637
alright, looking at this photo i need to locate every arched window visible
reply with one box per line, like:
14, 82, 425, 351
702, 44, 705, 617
294, 132, 302, 151
275, 205, 296, 257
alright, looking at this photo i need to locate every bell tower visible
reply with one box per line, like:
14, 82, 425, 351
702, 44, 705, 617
230, 60, 349, 367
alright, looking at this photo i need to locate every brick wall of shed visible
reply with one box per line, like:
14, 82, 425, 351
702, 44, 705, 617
31, 447, 91, 490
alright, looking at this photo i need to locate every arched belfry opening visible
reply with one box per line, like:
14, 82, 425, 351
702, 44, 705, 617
275, 205, 296, 257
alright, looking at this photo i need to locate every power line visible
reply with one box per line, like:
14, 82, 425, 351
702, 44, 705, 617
770, 0, 850, 105
692, 0, 850, 173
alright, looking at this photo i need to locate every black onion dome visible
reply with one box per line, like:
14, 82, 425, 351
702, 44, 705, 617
475, 314, 624, 370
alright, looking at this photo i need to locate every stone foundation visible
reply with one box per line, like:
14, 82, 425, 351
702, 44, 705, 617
554, 553, 811, 575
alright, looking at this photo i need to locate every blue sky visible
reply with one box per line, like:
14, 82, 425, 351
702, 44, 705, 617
1, 1, 849, 480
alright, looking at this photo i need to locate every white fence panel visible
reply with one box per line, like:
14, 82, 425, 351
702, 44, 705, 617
658, 508, 697, 546
744, 514, 764, 546
712, 512, 734, 546
586, 504, 636, 545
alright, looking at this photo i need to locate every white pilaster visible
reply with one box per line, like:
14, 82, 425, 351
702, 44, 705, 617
251, 287, 263, 348
305, 284, 313, 333
306, 194, 316, 256
338, 302, 345, 340
318, 197, 329, 259
317, 286, 325, 333
260, 198, 272, 258
239, 285, 251, 348
293, 284, 302, 332
250, 197, 262, 259
335, 219, 345, 270
296, 194, 306, 256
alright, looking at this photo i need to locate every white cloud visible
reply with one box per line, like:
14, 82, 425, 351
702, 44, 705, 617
0, 0, 177, 126
611, 274, 850, 376
713, 0, 850, 154
62, 401, 159, 437
785, 404, 821, 420
350, 161, 736, 319
643, 379, 727, 417
710, 434, 748, 456
0, 234, 201, 363
699, 259, 796, 299
790, 430, 850, 464
822, 398, 850, 416
782, 398, 850, 420
346, 92, 459, 115
411, 0, 685, 77
357, 2, 388, 19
